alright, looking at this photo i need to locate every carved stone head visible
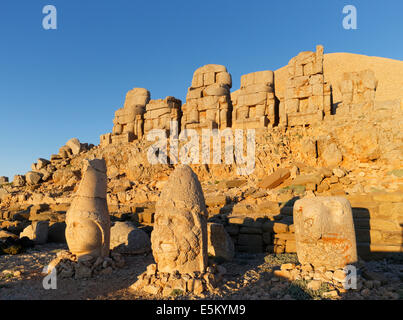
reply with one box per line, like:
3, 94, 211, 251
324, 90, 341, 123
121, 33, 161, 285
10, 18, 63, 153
151, 165, 208, 274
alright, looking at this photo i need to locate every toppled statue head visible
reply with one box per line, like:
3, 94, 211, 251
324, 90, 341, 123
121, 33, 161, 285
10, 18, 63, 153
65, 159, 110, 259
293, 196, 357, 269
151, 165, 208, 274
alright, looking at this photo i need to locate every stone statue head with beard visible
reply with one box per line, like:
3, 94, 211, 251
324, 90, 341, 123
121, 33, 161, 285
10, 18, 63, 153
151, 165, 208, 274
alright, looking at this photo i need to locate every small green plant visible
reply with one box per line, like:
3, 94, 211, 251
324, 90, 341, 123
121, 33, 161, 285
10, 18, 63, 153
2, 273, 14, 279
0, 182, 12, 187
2, 245, 22, 255
264, 253, 299, 266
287, 280, 333, 300
170, 289, 184, 297
287, 282, 311, 300
290, 185, 306, 194
387, 169, 403, 178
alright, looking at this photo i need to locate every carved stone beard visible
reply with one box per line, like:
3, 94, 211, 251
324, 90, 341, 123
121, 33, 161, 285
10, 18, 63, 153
151, 206, 206, 274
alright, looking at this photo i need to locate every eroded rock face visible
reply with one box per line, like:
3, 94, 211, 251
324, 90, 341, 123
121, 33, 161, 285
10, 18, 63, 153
65, 159, 110, 259
293, 196, 357, 269
151, 164, 208, 274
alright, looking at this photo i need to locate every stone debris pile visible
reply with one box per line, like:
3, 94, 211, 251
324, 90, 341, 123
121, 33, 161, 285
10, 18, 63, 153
46, 249, 125, 279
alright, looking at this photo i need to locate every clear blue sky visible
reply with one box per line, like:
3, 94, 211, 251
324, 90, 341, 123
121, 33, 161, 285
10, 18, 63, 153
0, 0, 402, 179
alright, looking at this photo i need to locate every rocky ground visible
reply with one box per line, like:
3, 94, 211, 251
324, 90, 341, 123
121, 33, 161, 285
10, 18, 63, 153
1, 244, 402, 300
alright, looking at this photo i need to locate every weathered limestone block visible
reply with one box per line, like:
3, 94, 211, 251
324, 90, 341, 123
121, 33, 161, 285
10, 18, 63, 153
25, 171, 43, 185
66, 138, 82, 155
0, 176, 9, 185
110, 221, 151, 254
151, 165, 208, 274
111, 132, 135, 144
32, 158, 50, 171
59, 145, 73, 158
20, 221, 49, 244
143, 96, 181, 135
232, 70, 276, 128
282, 45, 331, 127
107, 88, 150, 144
100, 133, 112, 147
338, 69, 378, 115
65, 159, 110, 259
293, 196, 357, 269
13, 175, 26, 187
182, 65, 232, 130
258, 168, 290, 189
207, 223, 234, 261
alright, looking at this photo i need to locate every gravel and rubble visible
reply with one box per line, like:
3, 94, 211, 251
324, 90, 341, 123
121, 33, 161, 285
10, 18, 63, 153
1, 244, 401, 300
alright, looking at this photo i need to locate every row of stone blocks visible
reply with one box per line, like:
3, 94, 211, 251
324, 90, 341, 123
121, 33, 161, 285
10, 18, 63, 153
106, 191, 402, 261
223, 196, 402, 260
102, 45, 373, 146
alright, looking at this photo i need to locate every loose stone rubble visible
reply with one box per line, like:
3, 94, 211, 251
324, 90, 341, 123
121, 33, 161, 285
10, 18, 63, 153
46, 249, 125, 280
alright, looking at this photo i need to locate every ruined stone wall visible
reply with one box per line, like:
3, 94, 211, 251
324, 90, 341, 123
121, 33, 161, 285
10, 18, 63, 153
231, 70, 276, 129
182, 64, 232, 130
222, 193, 403, 259
104, 191, 403, 260
100, 88, 150, 146
282, 45, 332, 127
338, 69, 378, 115
143, 96, 182, 136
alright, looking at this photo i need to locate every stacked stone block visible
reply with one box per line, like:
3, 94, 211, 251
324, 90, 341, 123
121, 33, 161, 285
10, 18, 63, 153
182, 64, 232, 130
338, 69, 378, 115
231, 70, 276, 128
282, 45, 332, 127
100, 88, 150, 146
143, 96, 182, 136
